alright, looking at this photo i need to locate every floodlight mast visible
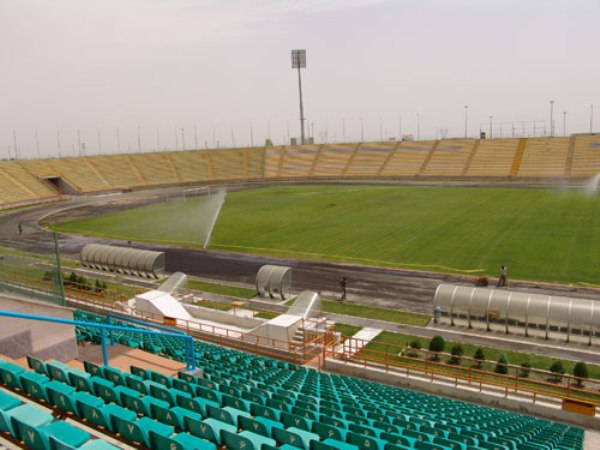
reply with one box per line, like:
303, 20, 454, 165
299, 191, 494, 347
291, 49, 307, 145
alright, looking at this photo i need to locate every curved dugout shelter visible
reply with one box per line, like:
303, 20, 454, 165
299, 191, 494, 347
433, 283, 600, 344
80, 244, 165, 278
256, 265, 292, 300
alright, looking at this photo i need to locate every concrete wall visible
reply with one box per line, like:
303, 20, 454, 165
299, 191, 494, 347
0, 295, 77, 362
325, 359, 600, 430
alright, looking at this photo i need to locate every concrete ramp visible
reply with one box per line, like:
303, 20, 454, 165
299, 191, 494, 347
135, 290, 193, 321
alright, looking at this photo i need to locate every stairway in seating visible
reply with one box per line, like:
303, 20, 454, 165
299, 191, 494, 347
417, 140, 440, 176
564, 135, 577, 177
510, 138, 527, 177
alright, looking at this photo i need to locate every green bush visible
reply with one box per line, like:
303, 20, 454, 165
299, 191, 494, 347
495, 354, 508, 375
473, 347, 485, 369
407, 339, 422, 358
428, 335, 445, 361
573, 361, 588, 387
519, 362, 531, 378
549, 361, 565, 383
448, 344, 464, 365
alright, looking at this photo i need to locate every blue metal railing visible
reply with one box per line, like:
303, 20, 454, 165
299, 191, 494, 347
0, 310, 197, 370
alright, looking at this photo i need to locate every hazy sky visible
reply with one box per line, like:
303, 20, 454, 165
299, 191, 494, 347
2, 0, 599, 159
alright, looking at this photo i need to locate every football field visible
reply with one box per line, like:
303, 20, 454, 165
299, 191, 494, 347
51, 185, 600, 285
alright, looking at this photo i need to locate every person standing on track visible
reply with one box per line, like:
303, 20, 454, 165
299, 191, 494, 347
340, 277, 348, 301
497, 265, 508, 288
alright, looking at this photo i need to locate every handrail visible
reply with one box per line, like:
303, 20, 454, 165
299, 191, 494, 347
0, 310, 196, 371
333, 335, 600, 407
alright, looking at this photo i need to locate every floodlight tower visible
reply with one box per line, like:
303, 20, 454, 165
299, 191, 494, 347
291, 49, 307, 145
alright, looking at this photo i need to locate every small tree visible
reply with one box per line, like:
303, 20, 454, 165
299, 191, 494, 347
428, 335, 446, 361
448, 344, 464, 365
473, 347, 485, 369
495, 354, 508, 375
549, 361, 565, 383
519, 362, 531, 379
573, 361, 589, 387
67, 271, 78, 287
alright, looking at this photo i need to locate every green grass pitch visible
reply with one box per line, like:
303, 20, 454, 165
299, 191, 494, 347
51, 185, 600, 285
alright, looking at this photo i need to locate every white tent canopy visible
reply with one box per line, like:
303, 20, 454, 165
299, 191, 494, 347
433, 283, 600, 344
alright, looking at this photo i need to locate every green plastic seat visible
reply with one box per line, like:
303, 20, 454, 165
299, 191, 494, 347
178, 395, 219, 416
239, 416, 272, 438
115, 415, 174, 447
381, 432, 415, 448
149, 430, 217, 450
78, 439, 122, 450
187, 417, 236, 445
312, 438, 359, 450
151, 404, 199, 429
274, 426, 320, 450
282, 411, 313, 431
8, 404, 54, 441
30, 420, 90, 450
26, 355, 48, 375
80, 401, 136, 432
123, 391, 168, 417
0, 390, 21, 412
45, 380, 77, 412
347, 431, 388, 450
222, 429, 276, 450
83, 361, 103, 377
0, 361, 25, 389
69, 370, 93, 393
123, 373, 148, 394
46, 360, 71, 383
102, 366, 126, 386
312, 421, 347, 441
254, 416, 285, 437
19, 371, 51, 402
251, 403, 281, 421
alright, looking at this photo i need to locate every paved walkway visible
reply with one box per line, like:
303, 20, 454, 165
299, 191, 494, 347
334, 327, 382, 356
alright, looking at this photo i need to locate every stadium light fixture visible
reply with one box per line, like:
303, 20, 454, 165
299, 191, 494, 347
489, 116, 493, 139
291, 49, 307, 145
464, 105, 468, 138
550, 100, 554, 137
563, 111, 567, 136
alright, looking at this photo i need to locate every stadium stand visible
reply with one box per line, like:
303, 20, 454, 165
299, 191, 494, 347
569, 134, 600, 178
210, 149, 247, 180
55, 310, 585, 450
346, 143, 395, 177
516, 137, 570, 178
170, 150, 213, 183
311, 145, 354, 177
380, 141, 434, 177
278, 145, 320, 178
3, 136, 600, 209
43, 157, 111, 193
128, 152, 180, 186
466, 138, 519, 177
86, 154, 145, 189
0, 164, 52, 206
420, 139, 477, 177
